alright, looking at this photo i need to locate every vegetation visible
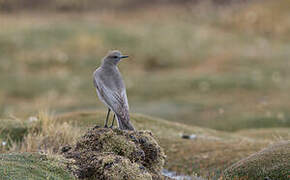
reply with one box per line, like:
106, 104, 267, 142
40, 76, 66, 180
224, 141, 290, 180
0, 0, 289, 179
0, 0, 252, 12
0, 153, 75, 180
62, 127, 165, 179
1, 111, 289, 178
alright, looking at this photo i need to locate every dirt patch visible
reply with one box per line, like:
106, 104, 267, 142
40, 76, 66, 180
61, 126, 166, 179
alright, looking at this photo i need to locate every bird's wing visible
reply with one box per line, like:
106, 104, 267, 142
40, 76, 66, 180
94, 77, 129, 115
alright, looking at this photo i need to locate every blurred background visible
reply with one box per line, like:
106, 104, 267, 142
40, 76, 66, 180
0, 0, 290, 132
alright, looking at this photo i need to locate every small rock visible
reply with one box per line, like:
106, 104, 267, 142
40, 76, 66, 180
181, 134, 197, 140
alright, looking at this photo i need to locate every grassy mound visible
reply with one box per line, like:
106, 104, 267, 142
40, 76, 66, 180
61, 126, 166, 179
0, 153, 75, 180
224, 141, 290, 180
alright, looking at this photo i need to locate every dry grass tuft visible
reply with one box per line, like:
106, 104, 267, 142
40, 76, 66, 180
9, 110, 81, 154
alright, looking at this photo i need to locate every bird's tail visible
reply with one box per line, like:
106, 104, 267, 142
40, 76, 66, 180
116, 113, 135, 131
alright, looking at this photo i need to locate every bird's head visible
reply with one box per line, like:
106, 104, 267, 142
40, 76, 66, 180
102, 50, 129, 65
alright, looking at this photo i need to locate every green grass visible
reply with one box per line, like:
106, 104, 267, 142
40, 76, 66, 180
0, 153, 75, 180
224, 141, 290, 180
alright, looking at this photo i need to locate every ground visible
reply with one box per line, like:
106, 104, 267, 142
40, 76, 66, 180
1, 111, 289, 179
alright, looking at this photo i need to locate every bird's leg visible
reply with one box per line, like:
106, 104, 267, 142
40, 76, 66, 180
104, 108, 111, 128
109, 114, 115, 128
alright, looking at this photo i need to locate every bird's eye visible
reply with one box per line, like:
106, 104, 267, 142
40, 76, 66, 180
113, 56, 118, 58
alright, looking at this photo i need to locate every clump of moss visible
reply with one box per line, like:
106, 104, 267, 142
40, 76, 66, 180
61, 126, 166, 179
223, 141, 290, 180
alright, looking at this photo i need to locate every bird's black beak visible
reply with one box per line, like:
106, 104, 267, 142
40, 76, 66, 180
120, 55, 129, 59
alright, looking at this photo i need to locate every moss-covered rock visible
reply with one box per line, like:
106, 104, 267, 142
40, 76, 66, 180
0, 153, 75, 180
223, 141, 290, 180
61, 126, 166, 180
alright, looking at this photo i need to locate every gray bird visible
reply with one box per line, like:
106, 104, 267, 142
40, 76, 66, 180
93, 50, 135, 131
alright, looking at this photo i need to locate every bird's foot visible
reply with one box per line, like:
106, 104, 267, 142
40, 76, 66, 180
109, 125, 114, 129
104, 125, 108, 128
